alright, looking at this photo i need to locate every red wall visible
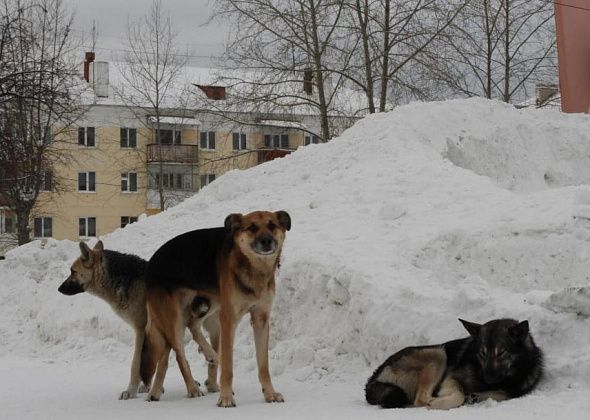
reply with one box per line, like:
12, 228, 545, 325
555, 0, 590, 113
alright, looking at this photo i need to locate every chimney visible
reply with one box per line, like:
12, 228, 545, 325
303, 68, 313, 95
196, 85, 226, 100
83, 52, 95, 82
536, 83, 558, 107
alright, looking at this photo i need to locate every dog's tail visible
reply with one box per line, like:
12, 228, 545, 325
140, 318, 163, 387
365, 379, 409, 408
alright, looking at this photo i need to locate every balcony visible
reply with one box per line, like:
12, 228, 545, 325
147, 144, 198, 163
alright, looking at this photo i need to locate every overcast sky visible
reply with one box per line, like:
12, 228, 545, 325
64, 0, 227, 67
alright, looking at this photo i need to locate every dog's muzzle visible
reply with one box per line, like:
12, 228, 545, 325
58, 278, 85, 295
251, 235, 278, 255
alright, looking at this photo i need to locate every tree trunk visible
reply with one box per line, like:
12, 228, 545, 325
356, 0, 375, 114
379, 0, 391, 112
16, 207, 31, 245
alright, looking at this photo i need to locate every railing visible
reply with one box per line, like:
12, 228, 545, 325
147, 144, 198, 163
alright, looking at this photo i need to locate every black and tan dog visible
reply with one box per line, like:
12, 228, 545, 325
140, 210, 291, 407
365, 318, 543, 410
58, 241, 149, 400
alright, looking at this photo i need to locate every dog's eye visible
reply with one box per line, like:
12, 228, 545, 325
479, 349, 487, 358
247, 224, 259, 233
268, 222, 277, 231
497, 350, 507, 357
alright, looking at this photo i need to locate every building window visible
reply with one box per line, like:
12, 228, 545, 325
121, 172, 138, 192
120, 128, 137, 148
154, 172, 187, 190
200, 131, 216, 149
121, 216, 138, 228
158, 129, 181, 145
34, 217, 52, 238
40, 171, 53, 191
232, 132, 247, 150
79, 217, 96, 237
78, 127, 95, 147
304, 134, 320, 145
78, 172, 96, 192
200, 174, 215, 187
264, 134, 289, 148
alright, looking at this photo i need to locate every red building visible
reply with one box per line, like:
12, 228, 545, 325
554, 0, 590, 113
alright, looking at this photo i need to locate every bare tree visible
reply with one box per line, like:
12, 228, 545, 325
0, 0, 82, 245
431, 0, 555, 103
114, 0, 188, 211
342, 0, 470, 112
214, 0, 357, 141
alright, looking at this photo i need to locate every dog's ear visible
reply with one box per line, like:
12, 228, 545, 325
93, 240, 104, 252
275, 210, 291, 231
509, 320, 529, 341
459, 319, 481, 336
224, 213, 243, 234
79, 241, 92, 262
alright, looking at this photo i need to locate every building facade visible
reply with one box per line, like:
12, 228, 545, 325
9, 58, 355, 242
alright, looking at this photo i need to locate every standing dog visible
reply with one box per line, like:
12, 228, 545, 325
365, 318, 543, 409
58, 241, 149, 400
140, 210, 291, 407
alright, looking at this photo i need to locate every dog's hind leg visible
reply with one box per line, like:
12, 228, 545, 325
203, 316, 220, 393
120, 327, 145, 400
168, 319, 203, 398
427, 377, 465, 410
414, 351, 447, 407
251, 308, 284, 403
147, 344, 170, 401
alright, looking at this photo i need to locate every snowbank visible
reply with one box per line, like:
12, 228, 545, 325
1, 98, 590, 402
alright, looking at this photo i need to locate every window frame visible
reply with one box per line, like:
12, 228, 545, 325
120, 127, 137, 148
33, 217, 52, 238
232, 132, 247, 150
200, 131, 216, 150
78, 127, 96, 147
78, 217, 97, 238
158, 128, 181, 145
304, 134, 320, 146
200, 173, 216, 187
120, 216, 138, 228
121, 172, 138, 193
78, 171, 96, 193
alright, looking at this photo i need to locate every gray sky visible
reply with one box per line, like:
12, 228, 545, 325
64, 0, 227, 67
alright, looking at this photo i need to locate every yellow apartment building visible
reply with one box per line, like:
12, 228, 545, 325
2, 57, 357, 243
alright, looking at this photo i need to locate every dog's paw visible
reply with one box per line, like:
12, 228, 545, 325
187, 385, 204, 398
146, 394, 160, 402
205, 379, 220, 393
217, 394, 236, 407
119, 390, 137, 400
138, 383, 149, 394
264, 391, 285, 403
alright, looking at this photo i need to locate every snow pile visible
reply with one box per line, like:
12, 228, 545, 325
2, 98, 590, 399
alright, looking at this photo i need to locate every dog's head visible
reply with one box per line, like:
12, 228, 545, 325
224, 210, 291, 259
58, 241, 104, 295
459, 318, 536, 385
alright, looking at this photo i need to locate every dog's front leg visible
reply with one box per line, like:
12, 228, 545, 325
120, 328, 144, 400
251, 308, 284, 403
218, 309, 238, 407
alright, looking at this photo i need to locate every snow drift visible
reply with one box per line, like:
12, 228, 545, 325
2, 98, 590, 403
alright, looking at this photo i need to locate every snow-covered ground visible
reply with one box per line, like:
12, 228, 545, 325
2, 98, 590, 419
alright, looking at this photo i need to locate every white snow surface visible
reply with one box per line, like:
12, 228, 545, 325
2, 98, 590, 418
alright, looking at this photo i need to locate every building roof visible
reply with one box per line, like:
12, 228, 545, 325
80, 57, 370, 118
